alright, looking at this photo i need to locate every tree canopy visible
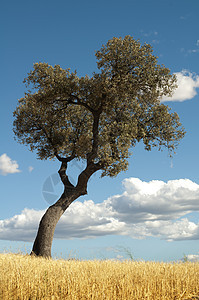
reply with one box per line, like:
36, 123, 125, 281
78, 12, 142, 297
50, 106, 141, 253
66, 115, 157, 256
13, 36, 185, 177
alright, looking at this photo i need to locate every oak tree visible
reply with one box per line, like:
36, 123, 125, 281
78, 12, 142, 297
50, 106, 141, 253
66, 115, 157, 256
13, 36, 185, 257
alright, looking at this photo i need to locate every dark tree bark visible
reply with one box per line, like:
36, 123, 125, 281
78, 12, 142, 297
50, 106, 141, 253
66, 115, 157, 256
30, 160, 101, 258
30, 192, 80, 257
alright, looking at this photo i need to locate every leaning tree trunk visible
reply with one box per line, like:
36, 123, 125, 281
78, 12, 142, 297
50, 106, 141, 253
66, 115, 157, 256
30, 204, 63, 258
30, 190, 82, 258
30, 159, 101, 258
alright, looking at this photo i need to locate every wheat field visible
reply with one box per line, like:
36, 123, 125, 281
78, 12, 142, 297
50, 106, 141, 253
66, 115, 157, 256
0, 253, 199, 300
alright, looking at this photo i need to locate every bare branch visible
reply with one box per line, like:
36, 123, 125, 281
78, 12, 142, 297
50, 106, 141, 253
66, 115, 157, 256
55, 151, 75, 163
76, 161, 102, 194
58, 161, 74, 188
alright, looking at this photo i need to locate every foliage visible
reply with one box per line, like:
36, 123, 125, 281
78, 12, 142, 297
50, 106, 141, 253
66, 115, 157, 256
13, 36, 185, 177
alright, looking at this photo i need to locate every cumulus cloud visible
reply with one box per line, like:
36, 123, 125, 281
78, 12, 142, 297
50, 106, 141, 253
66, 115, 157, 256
0, 208, 44, 242
0, 153, 21, 175
0, 204, 123, 242
106, 178, 199, 223
0, 178, 199, 242
161, 70, 199, 102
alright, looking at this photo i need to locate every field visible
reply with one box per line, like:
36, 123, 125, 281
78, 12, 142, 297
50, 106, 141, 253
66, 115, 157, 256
0, 253, 199, 300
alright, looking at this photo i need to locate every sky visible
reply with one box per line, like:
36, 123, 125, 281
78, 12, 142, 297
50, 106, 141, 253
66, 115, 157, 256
1, 0, 199, 262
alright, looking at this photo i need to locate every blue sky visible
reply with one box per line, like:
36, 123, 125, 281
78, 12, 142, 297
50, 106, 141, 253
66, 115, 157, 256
1, 0, 199, 262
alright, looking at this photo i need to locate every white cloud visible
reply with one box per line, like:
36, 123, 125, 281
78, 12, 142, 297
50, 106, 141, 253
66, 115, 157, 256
28, 166, 34, 173
189, 49, 199, 54
187, 40, 199, 54
106, 178, 199, 222
143, 219, 198, 241
186, 254, 199, 262
0, 178, 199, 242
0, 208, 44, 241
0, 153, 21, 175
161, 70, 199, 102
140, 30, 158, 37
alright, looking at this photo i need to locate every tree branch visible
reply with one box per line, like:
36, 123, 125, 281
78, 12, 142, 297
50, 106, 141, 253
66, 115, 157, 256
87, 112, 100, 163
58, 161, 74, 189
52, 94, 96, 114
76, 162, 102, 195
54, 151, 75, 163
38, 124, 76, 163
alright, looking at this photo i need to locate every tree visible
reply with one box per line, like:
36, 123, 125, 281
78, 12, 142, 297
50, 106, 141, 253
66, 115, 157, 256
13, 36, 185, 258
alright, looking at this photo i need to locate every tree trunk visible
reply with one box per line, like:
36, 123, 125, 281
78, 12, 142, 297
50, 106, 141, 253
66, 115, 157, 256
30, 205, 63, 258
30, 160, 101, 258
30, 190, 81, 258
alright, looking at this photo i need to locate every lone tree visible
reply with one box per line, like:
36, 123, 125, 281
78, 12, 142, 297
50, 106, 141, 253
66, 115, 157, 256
13, 36, 185, 258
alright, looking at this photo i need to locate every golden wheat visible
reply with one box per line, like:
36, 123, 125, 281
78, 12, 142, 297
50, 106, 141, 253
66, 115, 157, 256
0, 253, 199, 300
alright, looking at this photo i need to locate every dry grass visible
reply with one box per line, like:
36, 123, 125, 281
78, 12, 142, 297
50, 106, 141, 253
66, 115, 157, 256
0, 253, 199, 300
